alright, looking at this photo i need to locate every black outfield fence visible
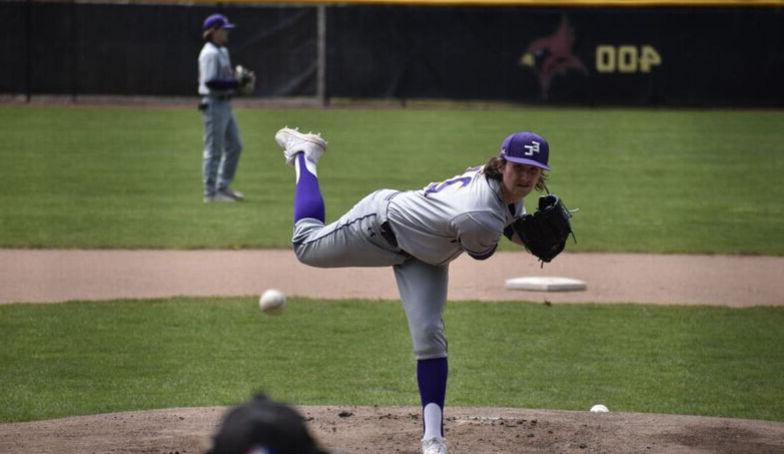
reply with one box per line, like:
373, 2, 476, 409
328, 5, 784, 106
1, 2, 318, 98
1, 1, 782, 106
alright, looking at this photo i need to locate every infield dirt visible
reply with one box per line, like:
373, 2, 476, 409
2, 250, 783, 306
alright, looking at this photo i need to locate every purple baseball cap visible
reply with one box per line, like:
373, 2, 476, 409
499, 131, 550, 171
203, 14, 236, 31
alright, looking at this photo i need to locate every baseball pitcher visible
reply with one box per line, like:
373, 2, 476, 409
274, 127, 573, 454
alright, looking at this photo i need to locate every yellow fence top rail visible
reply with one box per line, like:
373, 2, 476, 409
54, 0, 784, 6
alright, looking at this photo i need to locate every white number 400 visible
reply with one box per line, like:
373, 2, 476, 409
595, 45, 662, 74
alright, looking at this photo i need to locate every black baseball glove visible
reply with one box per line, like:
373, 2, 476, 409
508, 194, 575, 263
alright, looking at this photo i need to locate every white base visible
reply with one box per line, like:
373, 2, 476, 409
505, 276, 587, 292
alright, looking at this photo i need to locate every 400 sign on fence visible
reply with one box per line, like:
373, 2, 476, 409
595, 45, 662, 74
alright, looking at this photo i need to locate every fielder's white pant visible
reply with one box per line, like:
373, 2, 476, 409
292, 189, 448, 360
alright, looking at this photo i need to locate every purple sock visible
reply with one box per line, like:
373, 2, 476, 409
293, 153, 325, 223
417, 357, 448, 438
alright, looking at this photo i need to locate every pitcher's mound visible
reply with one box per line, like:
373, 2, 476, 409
2, 406, 783, 453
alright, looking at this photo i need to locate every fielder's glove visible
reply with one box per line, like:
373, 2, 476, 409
235, 65, 256, 95
508, 194, 575, 263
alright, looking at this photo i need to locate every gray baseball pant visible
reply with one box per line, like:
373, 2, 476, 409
202, 97, 243, 196
292, 189, 448, 360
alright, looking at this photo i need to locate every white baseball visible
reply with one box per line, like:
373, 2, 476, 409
590, 404, 609, 413
259, 289, 286, 315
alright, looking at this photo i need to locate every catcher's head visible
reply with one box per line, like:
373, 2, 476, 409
207, 394, 328, 454
499, 131, 550, 171
202, 13, 236, 41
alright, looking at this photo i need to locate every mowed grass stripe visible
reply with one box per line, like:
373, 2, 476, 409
0, 106, 782, 253
1, 297, 782, 423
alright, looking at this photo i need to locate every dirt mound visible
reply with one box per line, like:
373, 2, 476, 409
2, 405, 783, 454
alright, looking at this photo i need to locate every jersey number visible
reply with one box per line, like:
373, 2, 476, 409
424, 176, 472, 196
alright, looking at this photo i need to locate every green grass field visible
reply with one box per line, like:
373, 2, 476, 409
1, 105, 782, 253
1, 297, 782, 423
1, 104, 783, 426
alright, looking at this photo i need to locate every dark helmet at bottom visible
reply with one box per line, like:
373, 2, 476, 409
207, 394, 329, 454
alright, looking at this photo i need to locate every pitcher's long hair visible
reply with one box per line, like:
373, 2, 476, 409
482, 156, 549, 193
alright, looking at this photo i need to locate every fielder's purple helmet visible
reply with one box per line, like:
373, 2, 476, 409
499, 131, 550, 171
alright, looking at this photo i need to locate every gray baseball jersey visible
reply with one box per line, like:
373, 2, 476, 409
198, 42, 233, 96
387, 165, 524, 266
292, 165, 526, 360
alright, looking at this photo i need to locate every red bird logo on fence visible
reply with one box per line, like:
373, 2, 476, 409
520, 16, 588, 100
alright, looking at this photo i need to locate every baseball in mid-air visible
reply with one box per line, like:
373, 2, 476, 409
590, 404, 609, 413
259, 289, 287, 315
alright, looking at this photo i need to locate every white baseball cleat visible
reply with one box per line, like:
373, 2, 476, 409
274, 127, 327, 166
421, 437, 448, 454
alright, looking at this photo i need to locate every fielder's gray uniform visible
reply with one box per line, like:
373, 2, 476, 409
293, 165, 525, 359
198, 41, 243, 197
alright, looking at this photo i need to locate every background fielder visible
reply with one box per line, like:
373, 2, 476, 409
274, 127, 562, 454
198, 13, 249, 203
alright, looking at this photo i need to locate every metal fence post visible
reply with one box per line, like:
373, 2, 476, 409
317, 4, 327, 107
25, 0, 32, 102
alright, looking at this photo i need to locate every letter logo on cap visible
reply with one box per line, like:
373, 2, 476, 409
524, 141, 540, 156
